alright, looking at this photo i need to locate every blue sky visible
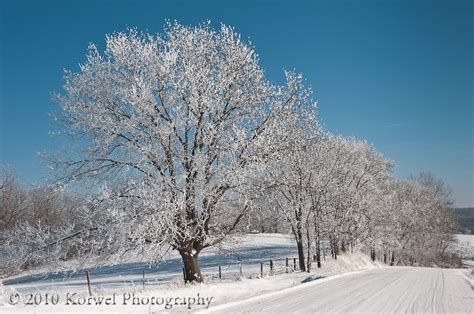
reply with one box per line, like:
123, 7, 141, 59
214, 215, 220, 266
0, 0, 472, 206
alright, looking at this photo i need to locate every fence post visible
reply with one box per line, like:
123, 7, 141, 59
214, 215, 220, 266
270, 259, 273, 275
260, 262, 263, 277
182, 267, 187, 283
285, 257, 289, 273
239, 264, 243, 278
142, 269, 145, 289
219, 266, 222, 279
293, 258, 296, 271
85, 271, 92, 296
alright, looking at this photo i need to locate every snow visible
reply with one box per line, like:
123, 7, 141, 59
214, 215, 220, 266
1, 234, 378, 293
455, 234, 474, 251
204, 267, 474, 313
1, 233, 471, 313
0, 233, 383, 313
453, 234, 474, 266
1, 233, 292, 293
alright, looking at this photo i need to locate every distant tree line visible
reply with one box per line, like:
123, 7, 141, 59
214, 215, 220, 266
450, 208, 474, 235
0, 168, 83, 232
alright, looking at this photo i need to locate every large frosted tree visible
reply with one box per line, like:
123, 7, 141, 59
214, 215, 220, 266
50, 22, 312, 282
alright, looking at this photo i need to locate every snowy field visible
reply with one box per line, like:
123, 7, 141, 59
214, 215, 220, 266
2, 233, 304, 294
0, 233, 384, 313
0, 233, 472, 313
454, 234, 474, 266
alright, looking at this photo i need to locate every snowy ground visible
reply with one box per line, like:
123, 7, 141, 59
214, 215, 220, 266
1, 233, 472, 313
0, 233, 383, 313
205, 267, 474, 313
2, 233, 304, 294
454, 234, 474, 266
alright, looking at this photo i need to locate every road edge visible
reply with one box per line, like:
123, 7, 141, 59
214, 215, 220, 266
200, 268, 377, 313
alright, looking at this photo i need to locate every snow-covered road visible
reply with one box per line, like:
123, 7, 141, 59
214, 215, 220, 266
207, 267, 473, 313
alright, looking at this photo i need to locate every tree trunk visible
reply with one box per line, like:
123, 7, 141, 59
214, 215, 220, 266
390, 251, 395, 266
331, 237, 338, 260
306, 229, 311, 272
296, 240, 306, 271
314, 221, 322, 268
316, 239, 322, 268
180, 250, 203, 283
330, 238, 334, 258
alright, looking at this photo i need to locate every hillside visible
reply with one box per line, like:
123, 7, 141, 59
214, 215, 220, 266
451, 207, 474, 234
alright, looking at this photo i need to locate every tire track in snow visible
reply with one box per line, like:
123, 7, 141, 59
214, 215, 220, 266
206, 267, 473, 313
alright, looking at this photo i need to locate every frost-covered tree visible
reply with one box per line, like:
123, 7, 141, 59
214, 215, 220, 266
0, 167, 86, 277
324, 138, 392, 256
0, 168, 81, 233
302, 136, 392, 266
0, 168, 29, 231
266, 133, 392, 271
49, 22, 314, 282
381, 173, 458, 266
258, 74, 321, 272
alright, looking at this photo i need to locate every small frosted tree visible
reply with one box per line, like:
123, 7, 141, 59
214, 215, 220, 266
50, 22, 310, 282
258, 73, 321, 272
322, 137, 392, 255
0, 169, 28, 231
382, 173, 457, 266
